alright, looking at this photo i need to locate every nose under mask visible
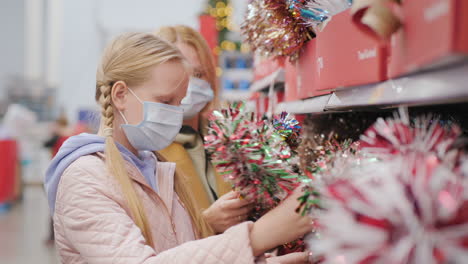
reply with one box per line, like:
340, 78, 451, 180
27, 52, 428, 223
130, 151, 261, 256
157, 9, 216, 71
180, 77, 214, 119
119, 88, 183, 151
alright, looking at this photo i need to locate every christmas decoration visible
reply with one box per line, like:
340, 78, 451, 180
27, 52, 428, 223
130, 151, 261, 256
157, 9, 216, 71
310, 114, 468, 264
272, 111, 302, 151
205, 102, 302, 220
360, 114, 461, 161
241, 1, 356, 60
204, 0, 237, 53
296, 0, 353, 28
242, 0, 314, 60
296, 139, 363, 215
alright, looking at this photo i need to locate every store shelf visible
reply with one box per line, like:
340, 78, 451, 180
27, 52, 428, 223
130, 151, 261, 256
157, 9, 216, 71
276, 94, 332, 114
326, 62, 468, 111
275, 61, 468, 114
222, 68, 254, 81
249, 69, 285, 93
221, 90, 251, 101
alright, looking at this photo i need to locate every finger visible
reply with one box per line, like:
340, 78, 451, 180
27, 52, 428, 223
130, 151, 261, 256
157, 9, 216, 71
231, 204, 254, 217
236, 214, 247, 224
267, 252, 311, 264
224, 197, 252, 209
219, 190, 238, 201
297, 217, 315, 236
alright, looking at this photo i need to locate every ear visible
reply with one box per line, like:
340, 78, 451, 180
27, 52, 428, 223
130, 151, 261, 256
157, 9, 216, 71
111, 81, 128, 111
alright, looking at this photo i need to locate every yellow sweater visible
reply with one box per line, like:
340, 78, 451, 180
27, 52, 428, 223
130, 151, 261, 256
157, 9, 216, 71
158, 131, 231, 212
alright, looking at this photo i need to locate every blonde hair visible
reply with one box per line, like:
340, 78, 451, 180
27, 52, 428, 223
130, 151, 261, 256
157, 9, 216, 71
154, 26, 218, 237
155, 25, 219, 118
95, 32, 212, 247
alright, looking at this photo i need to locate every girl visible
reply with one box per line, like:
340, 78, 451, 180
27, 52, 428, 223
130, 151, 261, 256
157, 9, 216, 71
44, 32, 313, 263
155, 25, 253, 235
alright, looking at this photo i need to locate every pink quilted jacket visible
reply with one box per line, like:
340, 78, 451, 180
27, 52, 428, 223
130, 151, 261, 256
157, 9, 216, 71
53, 153, 256, 263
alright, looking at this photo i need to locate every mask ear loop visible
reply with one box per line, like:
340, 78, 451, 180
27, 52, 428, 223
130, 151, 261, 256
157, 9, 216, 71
119, 88, 141, 124
118, 110, 129, 125
127, 88, 144, 104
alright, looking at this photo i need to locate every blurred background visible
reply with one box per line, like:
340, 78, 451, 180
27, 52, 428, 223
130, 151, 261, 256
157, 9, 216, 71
0, 1, 250, 263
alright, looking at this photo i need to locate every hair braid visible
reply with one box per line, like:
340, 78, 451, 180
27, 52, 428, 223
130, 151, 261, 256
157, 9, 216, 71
99, 84, 114, 131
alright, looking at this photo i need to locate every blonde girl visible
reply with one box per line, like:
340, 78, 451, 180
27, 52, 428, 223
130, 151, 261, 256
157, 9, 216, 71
45, 32, 313, 264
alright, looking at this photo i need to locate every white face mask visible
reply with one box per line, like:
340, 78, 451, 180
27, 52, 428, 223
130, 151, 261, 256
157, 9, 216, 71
119, 88, 183, 151
180, 77, 214, 119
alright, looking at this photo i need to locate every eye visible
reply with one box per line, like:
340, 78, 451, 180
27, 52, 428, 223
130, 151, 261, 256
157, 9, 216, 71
193, 71, 204, 79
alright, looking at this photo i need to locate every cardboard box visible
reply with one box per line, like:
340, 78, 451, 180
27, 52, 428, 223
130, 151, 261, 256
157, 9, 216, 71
388, 0, 468, 78
316, 10, 388, 91
253, 56, 285, 81
296, 40, 330, 99
284, 60, 298, 102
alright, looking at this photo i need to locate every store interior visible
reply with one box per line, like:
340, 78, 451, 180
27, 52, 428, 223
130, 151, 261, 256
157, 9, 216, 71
1, 0, 468, 263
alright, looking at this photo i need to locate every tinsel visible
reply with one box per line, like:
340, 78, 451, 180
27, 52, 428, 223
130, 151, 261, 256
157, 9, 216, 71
296, 139, 363, 215
241, 0, 314, 60
272, 111, 302, 151
294, 0, 353, 28
296, 113, 369, 215
205, 103, 302, 220
310, 114, 468, 263
360, 114, 461, 159
241, 1, 355, 60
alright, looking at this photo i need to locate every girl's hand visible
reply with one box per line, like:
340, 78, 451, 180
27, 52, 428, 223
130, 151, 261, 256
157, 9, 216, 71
265, 251, 312, 264
250, 187, 314, 256
202, 191, 254, 233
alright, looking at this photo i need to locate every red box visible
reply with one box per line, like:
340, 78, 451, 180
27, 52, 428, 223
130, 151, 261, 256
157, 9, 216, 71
316, 10, 388, 91
297, 40, 323, 99
253, 56, 285, 81
198, 15, 218, 55
0, 140, 18, 203
388, 0, 468, 78
285, 60, 298, 102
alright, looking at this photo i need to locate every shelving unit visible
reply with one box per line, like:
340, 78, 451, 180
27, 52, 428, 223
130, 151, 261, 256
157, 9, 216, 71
222, 68, 253, 81
219, 50, 254, 102
221, 90, 251, 101
326, 61, 468, 111
276, 94, 331, 114
268, 61, 468, 114
249, 69, 285, 93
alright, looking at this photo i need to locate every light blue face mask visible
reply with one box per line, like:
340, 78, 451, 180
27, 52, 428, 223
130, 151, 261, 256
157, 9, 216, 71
119, 88, 183, 151
180, 77, 214, 119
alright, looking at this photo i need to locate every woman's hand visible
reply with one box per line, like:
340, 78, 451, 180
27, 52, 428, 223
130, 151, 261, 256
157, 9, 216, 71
202, 191, 254, 233
265, 252, 312, 264
250, 187, 314, 256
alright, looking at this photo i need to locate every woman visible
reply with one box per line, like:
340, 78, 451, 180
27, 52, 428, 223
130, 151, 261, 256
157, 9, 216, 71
155, 25, 251, 234
44, 32, 313, 263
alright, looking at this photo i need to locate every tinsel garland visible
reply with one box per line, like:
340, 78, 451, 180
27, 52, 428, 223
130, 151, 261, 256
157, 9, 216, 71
310, 114, 468, 263
296, 0, 352, 28
205, 102, 303, 220
242, 0, 314, 61
241, 0, 353, 60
